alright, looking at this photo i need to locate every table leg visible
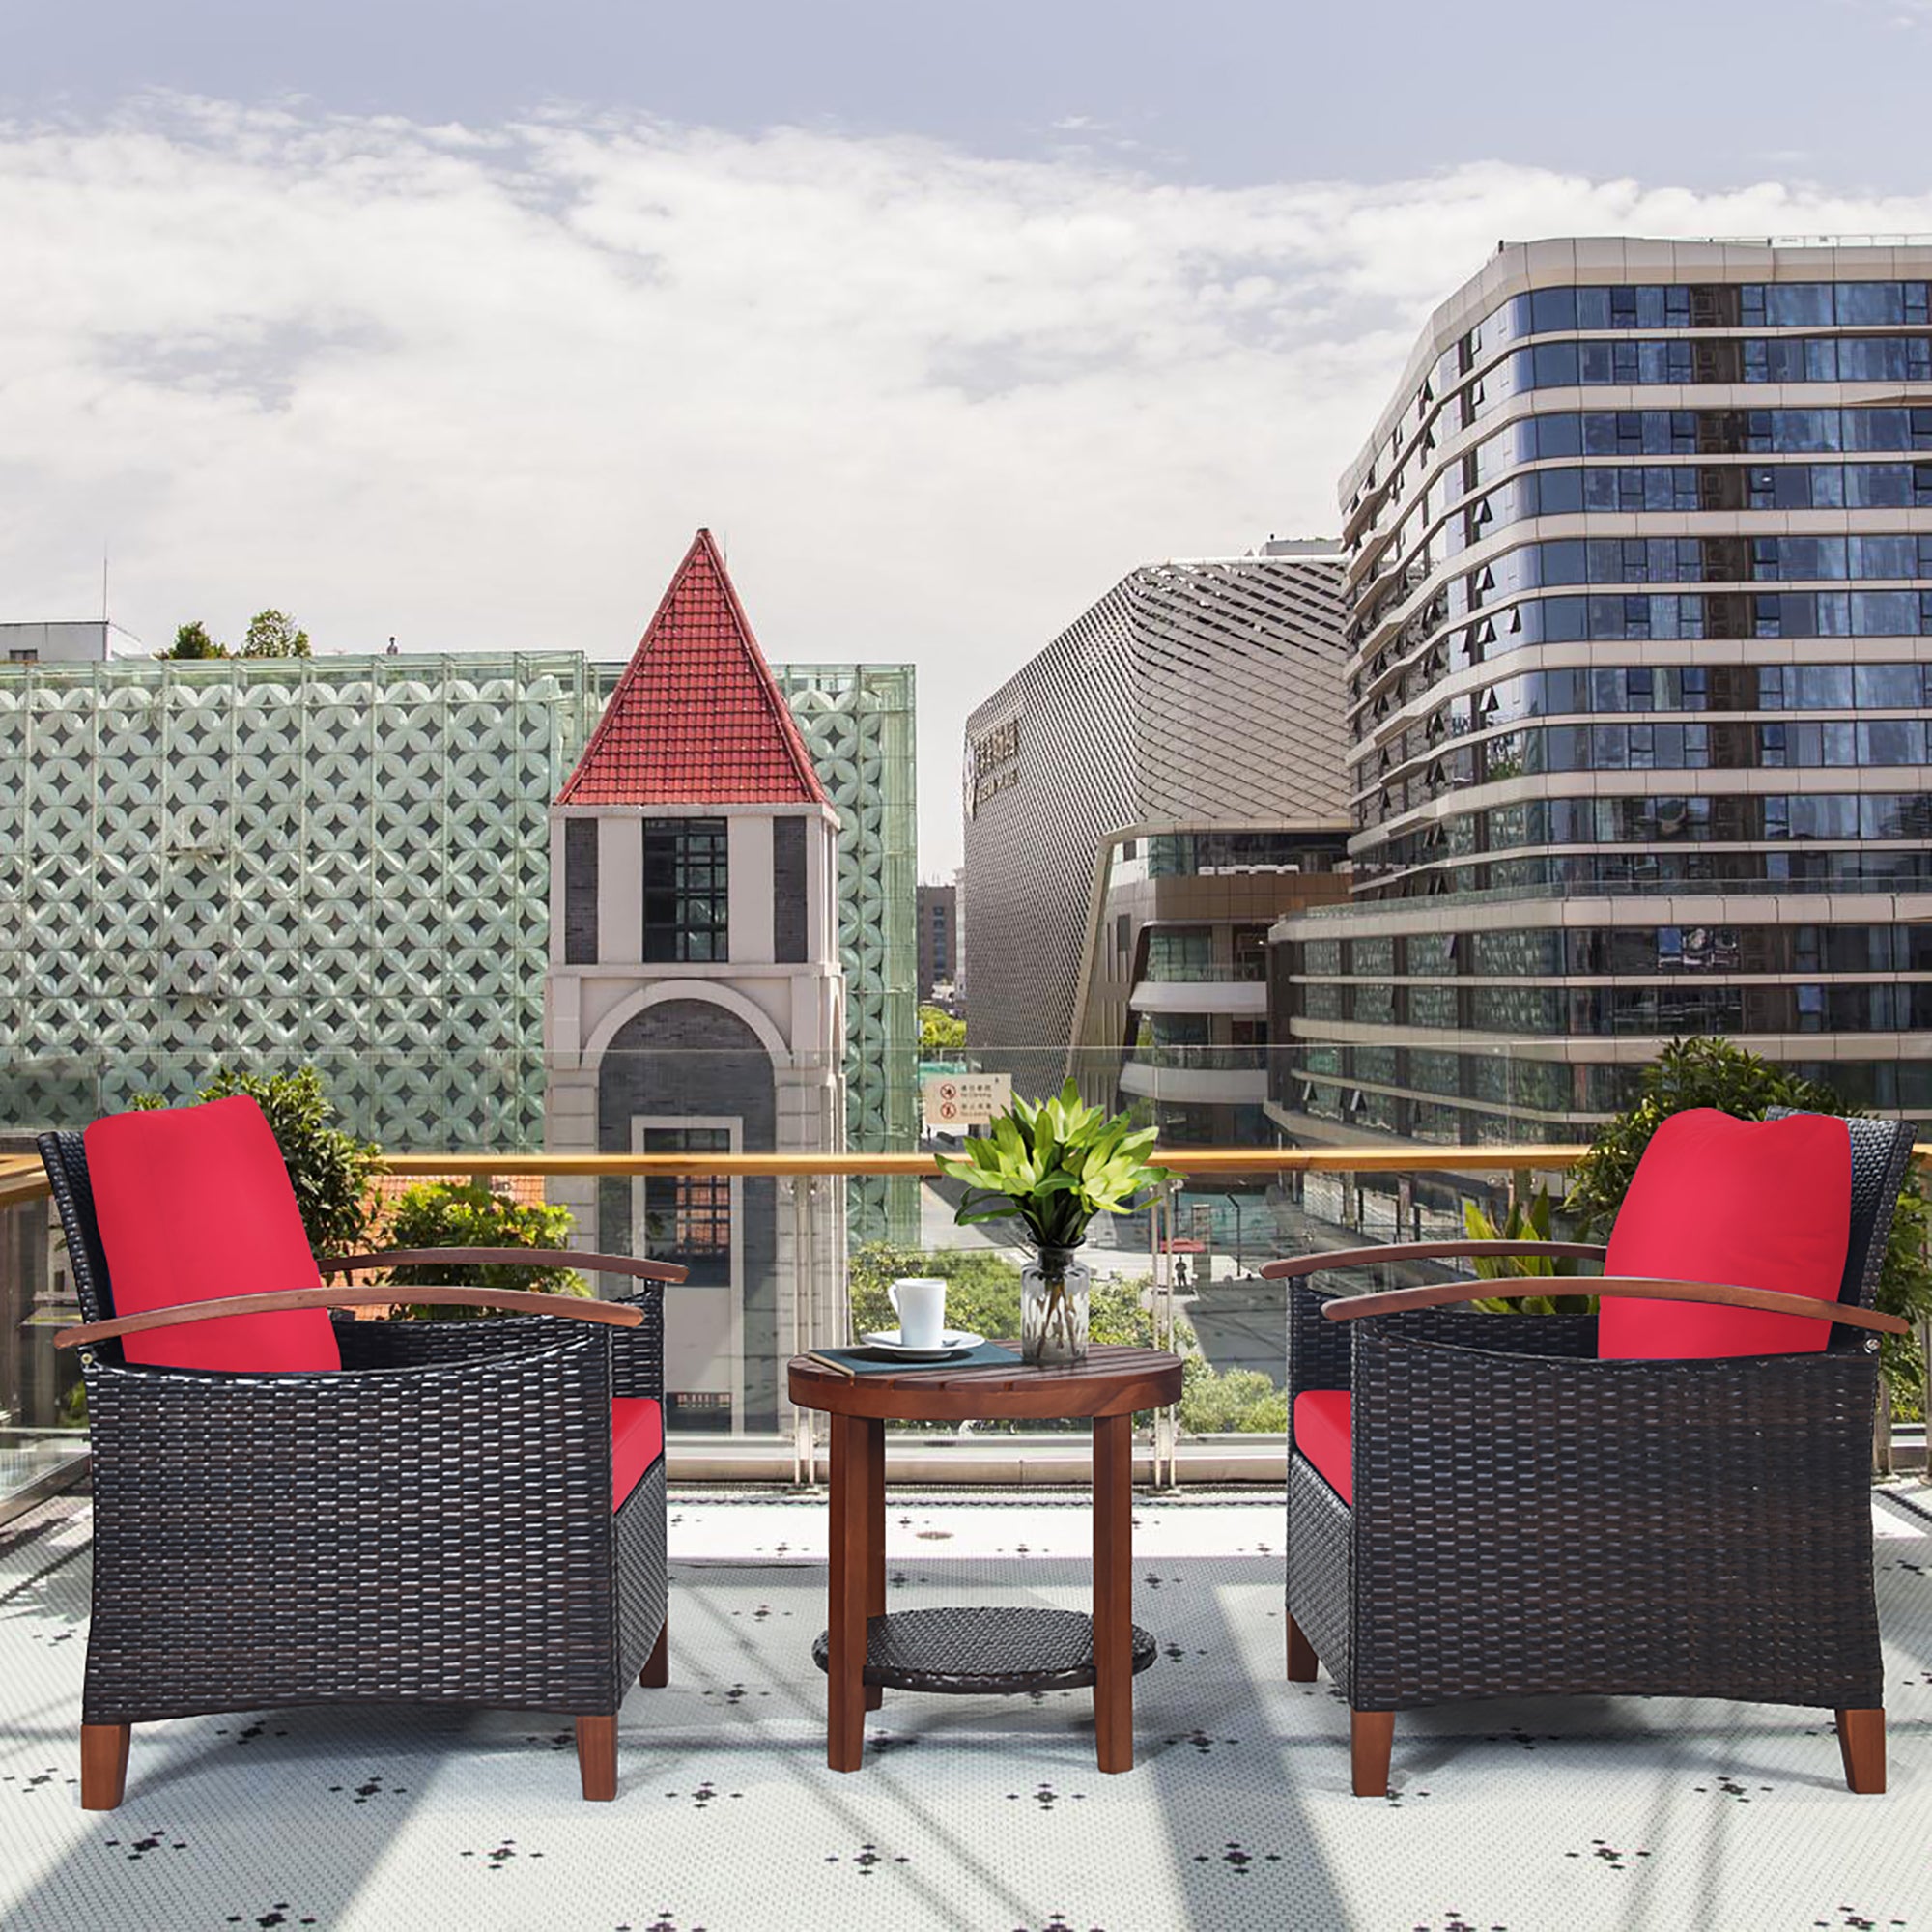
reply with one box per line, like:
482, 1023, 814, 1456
865, 1415, 886, 1711
1092, 1410, 1133, 1773
828, 1411, 876, 1771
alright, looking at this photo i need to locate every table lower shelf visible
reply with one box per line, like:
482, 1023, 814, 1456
811, 1605, 1156, 1695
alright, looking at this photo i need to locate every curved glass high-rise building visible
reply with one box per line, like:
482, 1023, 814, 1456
1274, 240, 1932, 1144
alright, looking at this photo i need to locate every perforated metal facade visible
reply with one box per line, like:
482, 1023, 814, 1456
963, 553, 1350, 1090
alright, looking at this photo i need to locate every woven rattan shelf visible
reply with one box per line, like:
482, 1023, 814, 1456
810, 1605, 1157, 1695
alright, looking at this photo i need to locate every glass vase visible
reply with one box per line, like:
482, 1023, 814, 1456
1020, 1244, 1090, 1366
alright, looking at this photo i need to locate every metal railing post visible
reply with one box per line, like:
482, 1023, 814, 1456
788, 1174, 817, 1488
1152, 1176, 1179, 1489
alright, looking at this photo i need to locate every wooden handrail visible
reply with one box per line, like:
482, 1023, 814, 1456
55, 1285, 646, 1349
327, 1246, 686, 1284
1321, 1276, 1909, 1336
372, 1146, 1600, 1178
1262, 1239, 1607, 1281
2, 1142, 1926, 1213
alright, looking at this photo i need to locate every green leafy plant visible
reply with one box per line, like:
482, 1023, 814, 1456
934, 1080, 1172, 1251
1463, 1182, 1592, 1316
381, 1181, 588, 1320
133, 1065, 378, 1260
1564, 1036, 1929, 1406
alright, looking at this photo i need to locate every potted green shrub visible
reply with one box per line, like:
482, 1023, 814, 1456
934, 1080, 1171, 1365
381, 1180, 589, 1320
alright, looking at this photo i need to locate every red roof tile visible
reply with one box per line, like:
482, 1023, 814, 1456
557, 528, 830, 806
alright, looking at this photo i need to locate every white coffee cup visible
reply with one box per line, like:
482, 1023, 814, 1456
888, 1276, 948, 1350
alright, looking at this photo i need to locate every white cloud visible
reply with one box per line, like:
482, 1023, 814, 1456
4, 98, 1932, 869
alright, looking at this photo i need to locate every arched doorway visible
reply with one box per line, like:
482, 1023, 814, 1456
596, 999, 779, 1432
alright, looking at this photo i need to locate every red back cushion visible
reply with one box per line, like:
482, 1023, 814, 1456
1596, 1109, 1850, 1362
84, 1095, 342, 1373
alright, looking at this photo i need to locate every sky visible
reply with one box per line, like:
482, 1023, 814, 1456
5, 0, 1932, 875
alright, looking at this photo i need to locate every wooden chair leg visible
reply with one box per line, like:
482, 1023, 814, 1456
1286, 1613, 1319, 1682
1835, 1707, 1886, 1794
640, 1610, 669, 1689
1350, 1709, 1394, 1798
576, 1716, 617, 1802
80, 1723, 130, 1811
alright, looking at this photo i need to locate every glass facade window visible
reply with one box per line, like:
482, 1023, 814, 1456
1145, 927, 1213, 980
643, 818, 729, 963
1313, 248, 1932, 1149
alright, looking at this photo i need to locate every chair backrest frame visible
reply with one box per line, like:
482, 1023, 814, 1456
1761, 1109, 1917, 1314
39, 1130, 117, 1332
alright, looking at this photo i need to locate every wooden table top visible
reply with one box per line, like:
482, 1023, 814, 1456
786, 1344, 1185, 1422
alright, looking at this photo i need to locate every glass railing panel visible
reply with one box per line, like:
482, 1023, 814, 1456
0, 1186, 88, 1519
0, 1041, 1921, 1479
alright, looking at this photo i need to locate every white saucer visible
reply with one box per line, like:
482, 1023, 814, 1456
860, 1328, 984, 1359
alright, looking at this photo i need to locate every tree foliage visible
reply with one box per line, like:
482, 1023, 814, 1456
919, 1004, 966, 1054
381, 1181, 588, 1320
160, 619, 225, 660
240, 609, 312, 658
133, 1065, 379, 1259
1178, 1358, 1287, 1435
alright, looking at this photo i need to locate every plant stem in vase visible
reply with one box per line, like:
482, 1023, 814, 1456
1022, 1244, 1091, 1366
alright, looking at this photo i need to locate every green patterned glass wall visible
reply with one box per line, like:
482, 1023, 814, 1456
773, 666, 918, 1147
0, 652, 602, 1147
778, 665, 919, 1245
2, 652, 917, 1187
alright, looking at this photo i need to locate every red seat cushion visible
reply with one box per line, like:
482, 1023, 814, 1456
1596, 1109, 1851, 1362
611, 1397, 664, 1508
84, 1096, 342, 1374
1293, 1390, 1352, 1505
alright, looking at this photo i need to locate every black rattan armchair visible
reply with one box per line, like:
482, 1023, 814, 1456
40, 1126, 687, 1808
1265, 1112, 1918, 1797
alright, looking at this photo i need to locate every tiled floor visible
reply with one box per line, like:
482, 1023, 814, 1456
2, 1485, 1928, 1930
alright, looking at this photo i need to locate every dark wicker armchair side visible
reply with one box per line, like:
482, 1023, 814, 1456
41, 1130, 683, 1808
1269, 1115, 1918, 1797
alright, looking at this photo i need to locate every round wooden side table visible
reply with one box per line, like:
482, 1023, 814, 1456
786, 1344, 1185, 1774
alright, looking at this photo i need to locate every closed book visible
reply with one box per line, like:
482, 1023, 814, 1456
803, 1341, 1023, 1378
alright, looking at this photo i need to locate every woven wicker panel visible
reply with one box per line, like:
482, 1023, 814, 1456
808, 1605, 1156, 1694
607, 1290, 665, 1402
1285, 1454, 1353, 1690
80, 1334, 623, 1725
1362, 1308, 1598, 1358
1286, 1282, 1351, 1397
1347, 1329, 1884, 1712
331, 1293, 661, 1397
329, 1310, 601, 1371
1764, 1110, 1916, 1311
39, 1130, 115, 1329
613, 1458, 668, 1685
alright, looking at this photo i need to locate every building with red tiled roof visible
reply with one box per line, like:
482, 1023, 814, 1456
543, 528, 847, 1437
557, 528, 830, 809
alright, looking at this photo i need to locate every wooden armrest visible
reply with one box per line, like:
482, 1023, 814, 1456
325, 1247, 688, 1286
1321, 1276, 1908, 1336
1261, 1240, 1606, 1282
56, 1285, 645, 1350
